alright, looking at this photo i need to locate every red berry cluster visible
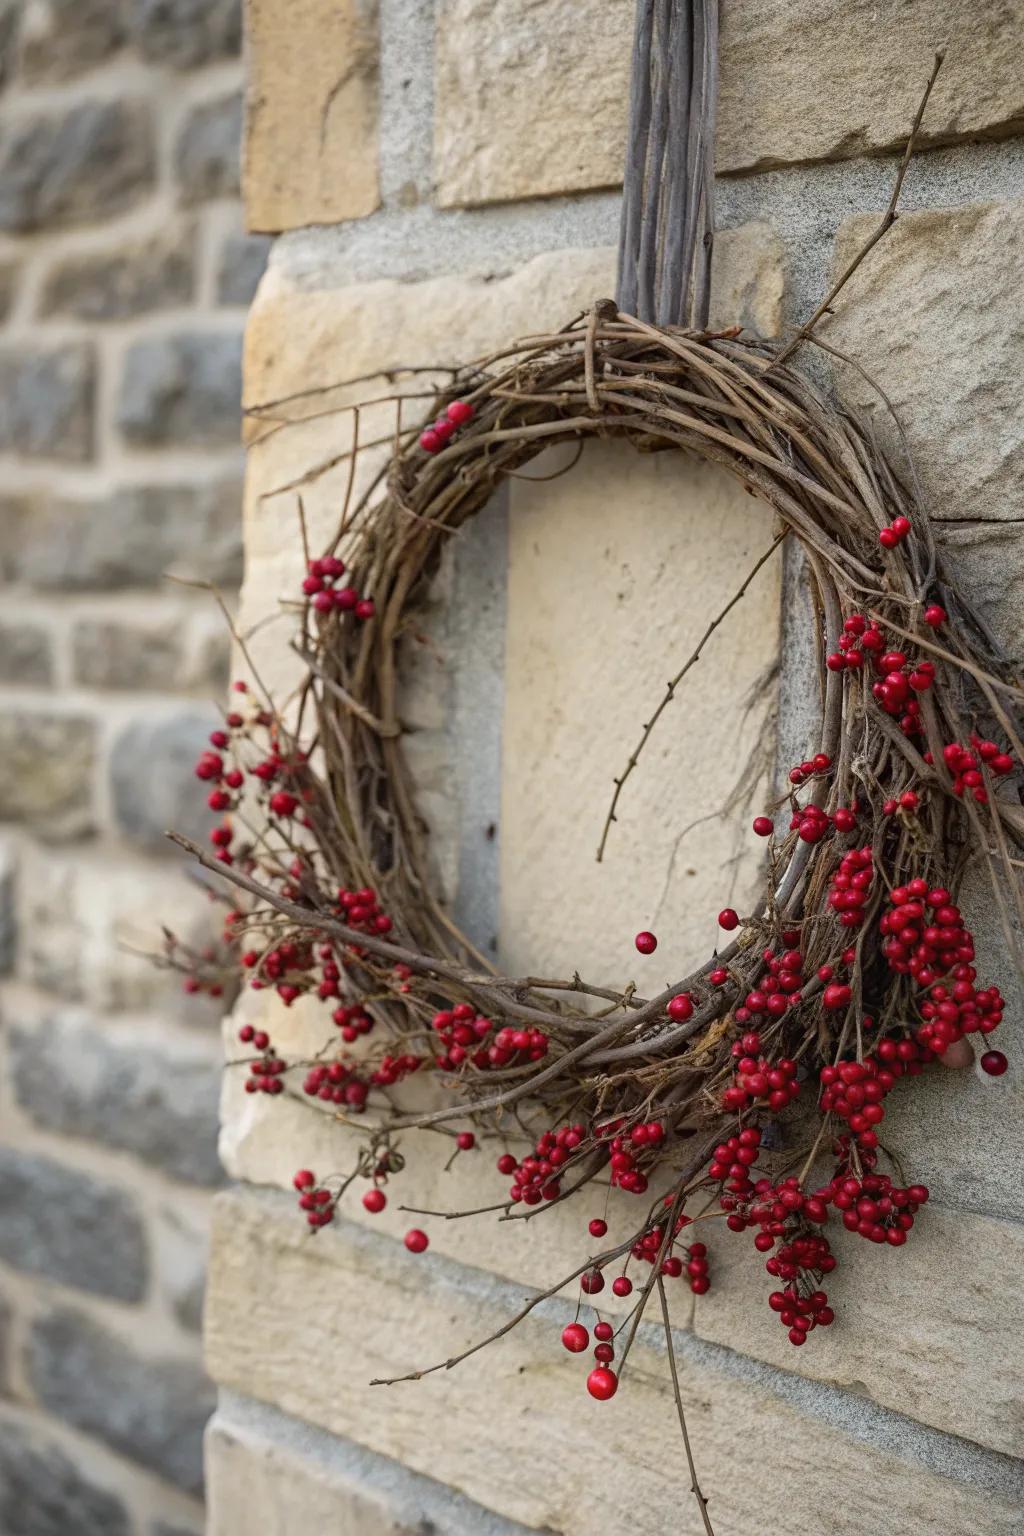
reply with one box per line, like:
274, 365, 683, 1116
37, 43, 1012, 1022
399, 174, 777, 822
293, 1168, 335, 1227
237, 1023, 286, 1094
787, 751, 832, 787
826, 614, 934, 741
302, 1060, 370, 1111
878, 514, 911, 548
723, 1027, 801, 1114
498, 1121, 585, 1205
826, 845, 874, 928
767, 1283, 835, 1345
419, 398, 475, 455
605, 1118, 665, 1195
336, 886, 394, 939
916, 978, 1004, 1054
830, 1167, 928, 1247
302, 555, 375, 621
935, 738, 1014, 804
712, 1124, 762, 1201
432, 1004, 549, 1073
820, 1041, 930, 1148
880, 879, 975, 986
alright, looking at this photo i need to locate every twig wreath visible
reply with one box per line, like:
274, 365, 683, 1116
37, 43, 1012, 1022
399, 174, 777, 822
166, 42, 1023, 1533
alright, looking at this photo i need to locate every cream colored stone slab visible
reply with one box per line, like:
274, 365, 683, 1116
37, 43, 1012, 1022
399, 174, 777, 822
500, 440, 778, 983
826, 200, 1024, 525
435, 1, 1024, 203
205, 1190, 1022, 1536
244, 0, 380, 232
693, 1202, 1024, 1460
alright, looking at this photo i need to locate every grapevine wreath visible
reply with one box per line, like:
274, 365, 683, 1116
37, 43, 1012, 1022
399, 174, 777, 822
173, 298, 1023, 1439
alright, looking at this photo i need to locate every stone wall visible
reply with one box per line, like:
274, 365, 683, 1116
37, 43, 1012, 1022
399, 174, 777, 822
206, 2, 1024, 1533
0, 2, 260, 1532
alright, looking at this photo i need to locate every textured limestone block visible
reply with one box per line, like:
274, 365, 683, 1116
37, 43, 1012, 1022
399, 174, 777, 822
0, 101, 155, 232
40, 226, 195, 320
30, 1308, 215, 1495
10, 1016, 223, 1187
205, 1191, 1024, 1536
17, 0, 125, 82
0, 1145, 147, 1301
118, 331, 242, 447
827, 201, 1024, 530
175, 93, 242, 205
0, 1416, 132, 1536
216, 232, 271, 306
0, 619, 53, 685
132, 0, 241, 68
244, 0, 379, 232
0, 711, 96, 839
109, 708, 219, 851
435, 1, 1024, 203
0, 343, 94, 461
72, 618, 183, 691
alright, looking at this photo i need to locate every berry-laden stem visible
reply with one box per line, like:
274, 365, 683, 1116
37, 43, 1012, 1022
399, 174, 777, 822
657, 1275, 716, 1536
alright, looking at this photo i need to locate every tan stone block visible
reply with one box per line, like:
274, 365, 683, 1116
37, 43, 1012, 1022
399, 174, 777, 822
205, 1189, 1022, 1536
710, 222, 785, 338
244, 0, 379, 232
826, 200, 1024, 526
693, 1203, 1024, 1460
435, 1, 1024, 202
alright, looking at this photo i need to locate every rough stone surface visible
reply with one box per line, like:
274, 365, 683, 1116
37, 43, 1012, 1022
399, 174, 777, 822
205, 1191, 1024, 1536
11, 1016, 223, 1186
0, 712, 96, 840
156, 1207, 207, 1334
0, 620, 53, 685
0, 1419, 133, 1536
0, 344, 94, 462
17, 0, 125, 82
175, 93, 242, 205
117, 331, 242, 447
40, 227, 194, 320
435, 2, 1024, 204
132, 0, 241, 68
827, 199, 1024, 526
72, 619, 182, 690
0, 1145, 147, 1301
0, 101, 155, 233
109, 708, 218, 851
13, 481, 243, 591
29, 1309, 214, 1495
208, 1396, 541, 1536
216, 232, 271, 306
0, 843, 14, 974
244, 0, 379, 232
0, 1290, 10, 1397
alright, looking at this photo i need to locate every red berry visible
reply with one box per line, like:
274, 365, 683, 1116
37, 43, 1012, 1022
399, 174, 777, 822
634, 930, 657, 954
561, 1323, 589, 1353
419, 429, 442, 453
586, 1366, 618, 1401
404, 1228, 429, 1253
923, 604, 946, 627
667, 993, 693, 1022
718, 909, 739, 931
752, 816, 774, 837
362, 1189, 386, 1213
446, 399, 474, 425
981, 1050, 1008, 1076
589, 1218, 608, 1238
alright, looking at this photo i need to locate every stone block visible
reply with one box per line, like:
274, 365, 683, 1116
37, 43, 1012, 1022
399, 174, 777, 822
0, 1289, 10, 1398
72, 618, 182, 691
205, 1190, 1024, 1536
244, 0, 379, 232
11, 1015, 223, 1186
0, 619, 53, 684
117, 331, 242, 447
0, 343, 94, 461
109, 707, 218, 852
14, 480, 243, 591
216, 232, 271, 306
0, 101, 155, 232
131, 0, 241, 68
0, 711, 96, 840
156, 1206, 207, 1334
0, 841, 13, 974
40, 226, 194, 321
0, 1416, 133, 1536
18, 0, 125, 82
175, 92, 242, 205
29, 1309, 214, 1495
0, 1145, 147, 1301
434, 2, 1024, 203
827, 200, 1024, 527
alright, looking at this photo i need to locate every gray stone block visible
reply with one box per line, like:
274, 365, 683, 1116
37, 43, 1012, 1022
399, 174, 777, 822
0, 344, 94, 461
18, 0, 125, 83
72, 619, 182, 691
132, 0, 241, 68
0, 1145, 147, 1301
0, 1420, 132, 1536
0, 620, 53, 685
40, 226, 194, 321
11, 1015, 223, 1187
175, 93, 242, 204
0, 101, 155, 232
0, 844, 13, 975
15, 480, 243, 591
117, 331, 242, 447
109, 707, 219, 853
0, 1289, 10, 1397
216, 232, 271, 307
0, 711, 96, 840
29, 1308, 215, 1495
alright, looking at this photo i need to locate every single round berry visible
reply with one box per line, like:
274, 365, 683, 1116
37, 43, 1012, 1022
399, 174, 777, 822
611, 1275, 633, 1297
752, 816, 774, 837
586, 1366, 618, 1401
718, 908, 739, 931
362, 1188, 386, 1214
456, 1131, 476, 1151
981, 1050, 1008, 1076
419, 428, 442, 454
666, 993, 693, 1022
446, 399, 474, 426
561, 1322, 589, 1353
923, 604, 947, 627
404, 1228, 429, 1253
588, 1218, 608, 1238
593, 1321, 613, 1343
634, 930, 658, 955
